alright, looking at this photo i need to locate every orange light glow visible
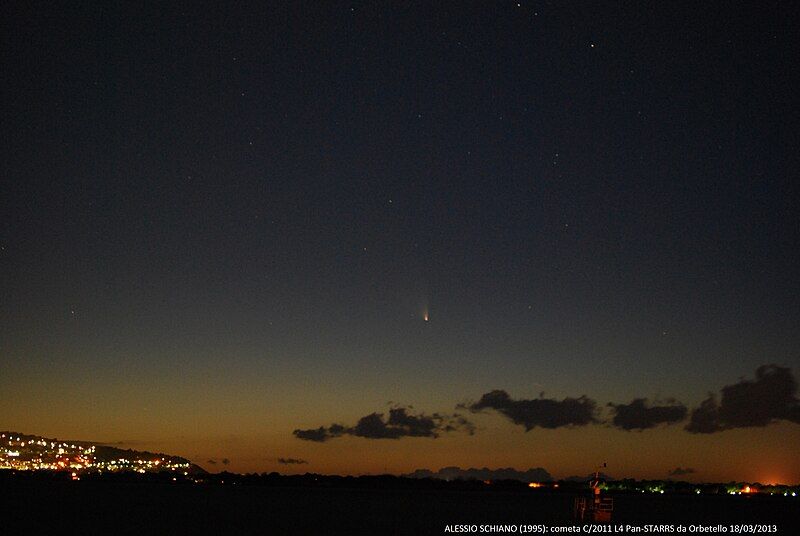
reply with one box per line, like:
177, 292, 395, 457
528, 482, 542, 488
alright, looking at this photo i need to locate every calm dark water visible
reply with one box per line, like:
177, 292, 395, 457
3, 480, 798, 534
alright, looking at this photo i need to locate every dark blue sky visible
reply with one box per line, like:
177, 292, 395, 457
2, 1, 798, 479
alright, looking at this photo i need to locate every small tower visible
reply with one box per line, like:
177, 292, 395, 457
574, 463, 613, 523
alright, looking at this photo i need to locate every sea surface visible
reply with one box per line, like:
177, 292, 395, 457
3, 479, 798, 534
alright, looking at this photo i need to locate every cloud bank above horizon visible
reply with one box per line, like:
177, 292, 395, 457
294, 365, 800, 442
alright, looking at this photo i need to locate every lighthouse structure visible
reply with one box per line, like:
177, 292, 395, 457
573, 463, 614, 523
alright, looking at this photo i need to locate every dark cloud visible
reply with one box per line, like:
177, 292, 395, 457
293, 407, 473, 442
465, 390, 596, 430
292, 426, 340, 442
608, 398, 687, 430
222, 458, 230, 465
405, 466, 552, 482
686, 365, 800, 433
685, 395, 720, 434
352, 412, 404, 439
278, 457, 308, 465
206, 459, 217, 465
668, 467, 696, 476
443, 415, 476, 436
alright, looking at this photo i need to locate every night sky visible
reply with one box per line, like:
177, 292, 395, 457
2, 2, 799, 483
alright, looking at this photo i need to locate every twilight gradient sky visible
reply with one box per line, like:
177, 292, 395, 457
2, 2, 799, 483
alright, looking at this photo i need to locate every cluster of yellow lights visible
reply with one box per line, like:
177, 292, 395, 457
0, 433, 189, 474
